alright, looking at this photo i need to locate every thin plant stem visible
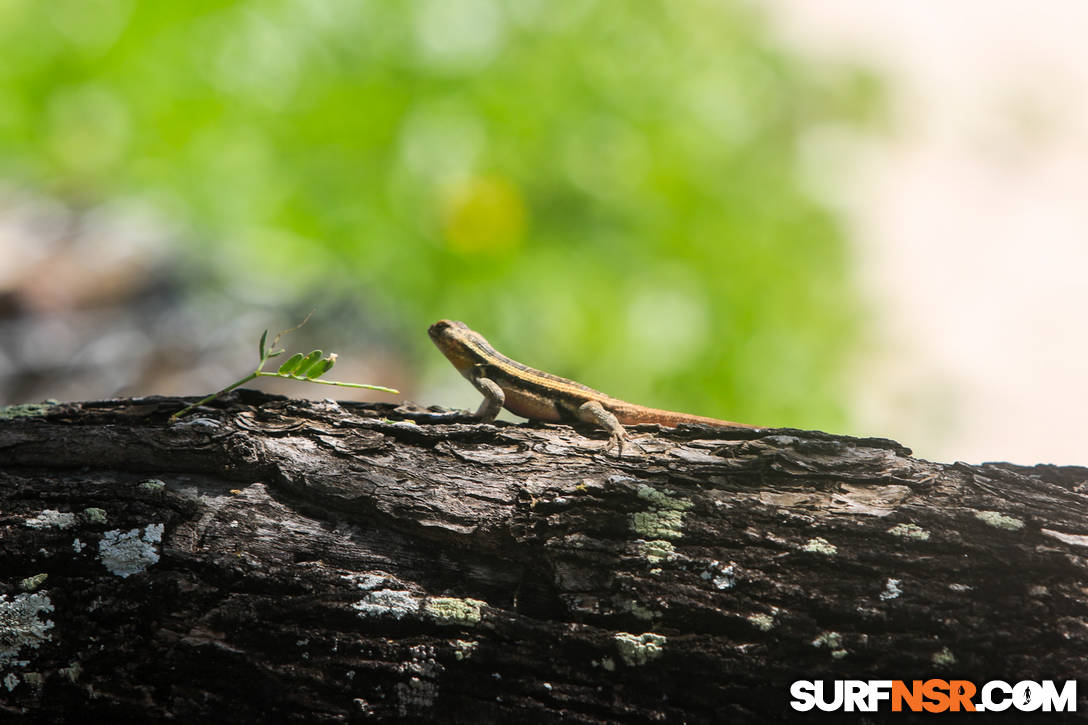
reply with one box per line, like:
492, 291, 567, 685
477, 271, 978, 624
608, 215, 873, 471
254, 373, 398, 391
169, 372, 260, 422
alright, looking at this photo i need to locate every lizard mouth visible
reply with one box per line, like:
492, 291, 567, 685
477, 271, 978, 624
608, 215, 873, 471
428, 319, 464, 340
428, 321, 448, 340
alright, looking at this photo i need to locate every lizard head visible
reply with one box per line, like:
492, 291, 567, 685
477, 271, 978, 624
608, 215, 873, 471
429, 319, 487, 376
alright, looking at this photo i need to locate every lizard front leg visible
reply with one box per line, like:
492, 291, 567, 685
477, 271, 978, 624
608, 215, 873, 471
576, 400, 627, 456
469, 374, 505, 422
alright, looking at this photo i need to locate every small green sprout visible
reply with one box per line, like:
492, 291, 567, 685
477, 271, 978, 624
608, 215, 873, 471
169, 314, 399, 422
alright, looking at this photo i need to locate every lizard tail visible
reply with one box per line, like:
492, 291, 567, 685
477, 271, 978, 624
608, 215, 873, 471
608, 402, 760, 429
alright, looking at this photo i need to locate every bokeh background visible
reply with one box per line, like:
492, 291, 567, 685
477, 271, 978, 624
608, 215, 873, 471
0, 0, 1083, 466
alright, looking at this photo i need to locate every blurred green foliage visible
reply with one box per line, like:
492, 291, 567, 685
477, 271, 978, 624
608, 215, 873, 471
0, 0, 880, 429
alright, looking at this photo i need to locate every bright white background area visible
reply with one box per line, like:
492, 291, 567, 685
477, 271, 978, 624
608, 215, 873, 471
764, 0, 1088, 465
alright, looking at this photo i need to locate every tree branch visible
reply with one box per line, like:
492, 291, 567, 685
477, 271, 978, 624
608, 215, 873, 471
1, 392, 1086, 722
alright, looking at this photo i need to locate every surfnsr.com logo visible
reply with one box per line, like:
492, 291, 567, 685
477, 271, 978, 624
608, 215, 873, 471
790, 680, 1077, 713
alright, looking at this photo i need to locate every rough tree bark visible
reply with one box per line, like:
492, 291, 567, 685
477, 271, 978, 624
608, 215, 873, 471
1, 392, 1086, 723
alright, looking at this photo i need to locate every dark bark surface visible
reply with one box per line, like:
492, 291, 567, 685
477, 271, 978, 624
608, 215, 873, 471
1, 392, 1086, 723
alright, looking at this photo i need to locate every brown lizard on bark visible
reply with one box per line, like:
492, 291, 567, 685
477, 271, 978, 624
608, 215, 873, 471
429, 319, 759, 455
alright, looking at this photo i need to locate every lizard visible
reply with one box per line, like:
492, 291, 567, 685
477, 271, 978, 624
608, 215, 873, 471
428, 319, 759, 455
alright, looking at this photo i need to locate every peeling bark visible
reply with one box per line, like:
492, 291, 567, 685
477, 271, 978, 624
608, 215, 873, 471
1, 392, 1086, 722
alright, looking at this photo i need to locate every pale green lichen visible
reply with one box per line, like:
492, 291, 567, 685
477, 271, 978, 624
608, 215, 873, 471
3, 673, 17, 691
887, 523, 930, 541
636, 539, 677, 564
974, 510, 1024, 531
140, 479, 166, 492
623, 601, 660, 622
630, 485, 692, 541
58, 661, 82, 682
18, 574, 47, 592
636, 484, 693, 511
631, 510, 686, 540
803, 537, 837, 556
452, 639, 478, 661
831, 649, 848, 659
932, 647, 956, 666
0, 403, 54, 419
352, 590, 420, 619
614, 632, 666, 666
98, 523, 164, 578
25, 510, 76, 530
812, 631, 843, 650
594, 657, 616, 671
748, 613, 775, 632
83, 508, 108, 524
0, 593, 55, 666
425, 597, 485, 626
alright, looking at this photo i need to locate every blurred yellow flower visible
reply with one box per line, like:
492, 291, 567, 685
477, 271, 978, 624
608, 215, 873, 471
440, 175, 526, 254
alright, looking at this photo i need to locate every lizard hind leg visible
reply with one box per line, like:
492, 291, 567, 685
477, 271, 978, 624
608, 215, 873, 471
576, 400, 628, 457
